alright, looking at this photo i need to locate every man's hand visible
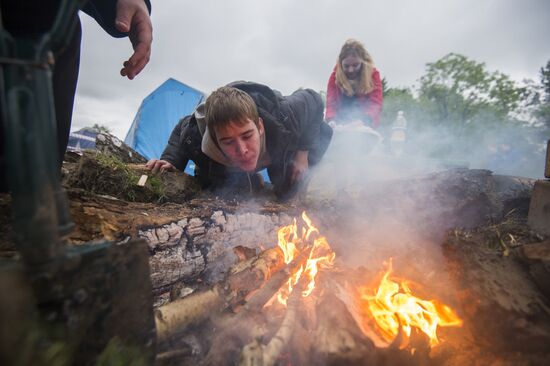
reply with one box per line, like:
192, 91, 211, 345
146, 159, 175, 174
290, 150, 309, 184
115, 0, 153, 80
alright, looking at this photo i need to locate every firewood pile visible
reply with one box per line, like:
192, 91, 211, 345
153, 213, 464, 366
151, 208, 550, 366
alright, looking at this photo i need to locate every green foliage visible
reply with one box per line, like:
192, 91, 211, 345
418, 53, 523, 125
96, 153, 139, 184
9, 325, 147, 366
95, 337, 147, 366
381, 77, 389, 96
535, 60, 550, 131
93, 152, 169, 202
148, 175, 167, 202
540, 60, 550, 100
379, 53, 547, 177
8, 322, 72, 366
95, 153, 140, 201
380, 87, 430, 130
91, 123, 112, 134
535, 103, 550, 131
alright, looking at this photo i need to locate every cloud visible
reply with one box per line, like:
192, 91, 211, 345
73, 0, 550, 139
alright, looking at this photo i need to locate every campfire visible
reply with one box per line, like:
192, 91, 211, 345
271, 213, 462, 348
355, 259, 463, 349
273, 212, 336, 305
155, 211, 465, 365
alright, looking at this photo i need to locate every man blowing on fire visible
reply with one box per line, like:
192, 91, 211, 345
146, 82, 333, 200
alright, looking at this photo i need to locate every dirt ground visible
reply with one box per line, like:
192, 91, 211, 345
1, 150, 549, 365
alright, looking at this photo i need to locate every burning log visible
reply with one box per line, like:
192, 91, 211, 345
240, 251, 308, 312
311, 293, 378, 364
200, 250, 312, 366
155, 287, 223, 344
355, 259, 463, 349
155, 247, 285, 343
240, 277, 304, 366
47, 189, 295, 306
4, 139, 548, 366
201, 213, 339, 365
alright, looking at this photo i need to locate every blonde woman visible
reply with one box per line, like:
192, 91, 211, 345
326, 39, 383, 128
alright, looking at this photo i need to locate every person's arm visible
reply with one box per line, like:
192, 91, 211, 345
153, 117, 191, 172
115, 0, 152, 79
362, 68, 383, 128
295, 89, 325, 153
325, 67, 339, 122
82, 0, 152, 79
82, 0, 151, 37
290, 89, 326, 183
289, 150, 309, 184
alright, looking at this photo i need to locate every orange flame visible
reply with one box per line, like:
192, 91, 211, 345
276, 212, 336, 305
358, 259, 463, 348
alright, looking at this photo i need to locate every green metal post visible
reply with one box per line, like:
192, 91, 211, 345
0, 0, 86, 264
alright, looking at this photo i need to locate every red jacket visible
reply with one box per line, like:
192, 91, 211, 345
325, 66, 383, 127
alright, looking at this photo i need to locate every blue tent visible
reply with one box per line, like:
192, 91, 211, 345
67, 127, 98, 151
124, 78, 205, 161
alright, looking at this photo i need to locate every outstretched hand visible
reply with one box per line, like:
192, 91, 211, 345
290, 150, 309, 184
146, 159, 175, 174
115, 0, 153, 80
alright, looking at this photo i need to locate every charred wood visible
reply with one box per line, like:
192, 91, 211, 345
314, 169, 535, 235
240, 278, 304, 366
202, 252, 310, 366
311, 293, 378, 365
155, 247, 284, 343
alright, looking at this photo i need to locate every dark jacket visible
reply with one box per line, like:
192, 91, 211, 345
161, 81, 333, 199
0, 0, 151, 38
83, 0, 152, 38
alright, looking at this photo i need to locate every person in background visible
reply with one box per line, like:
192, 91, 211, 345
146, 82, 333, 200
0, 0, 153, 191
325, 39, 383, 128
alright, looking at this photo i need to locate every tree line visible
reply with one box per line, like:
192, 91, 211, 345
380, 53, 549, 178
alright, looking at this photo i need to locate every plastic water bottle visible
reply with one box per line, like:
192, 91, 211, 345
390, 111, 407, 157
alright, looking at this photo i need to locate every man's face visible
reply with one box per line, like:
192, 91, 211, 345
342, 54, 363, 80
215, 118, 263, 172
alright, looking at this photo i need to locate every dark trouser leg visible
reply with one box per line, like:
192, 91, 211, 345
53, 17, 81, 166
0, 15, 81, 191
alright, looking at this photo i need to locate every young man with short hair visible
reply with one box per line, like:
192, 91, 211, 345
146, 81, 333, 200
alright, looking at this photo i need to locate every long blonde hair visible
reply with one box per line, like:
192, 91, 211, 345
335, 39, 374, 96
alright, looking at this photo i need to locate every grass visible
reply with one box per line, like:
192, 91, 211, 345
94, 153, 147, 202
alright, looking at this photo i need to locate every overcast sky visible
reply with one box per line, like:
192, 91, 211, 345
73, 0, 550, 139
